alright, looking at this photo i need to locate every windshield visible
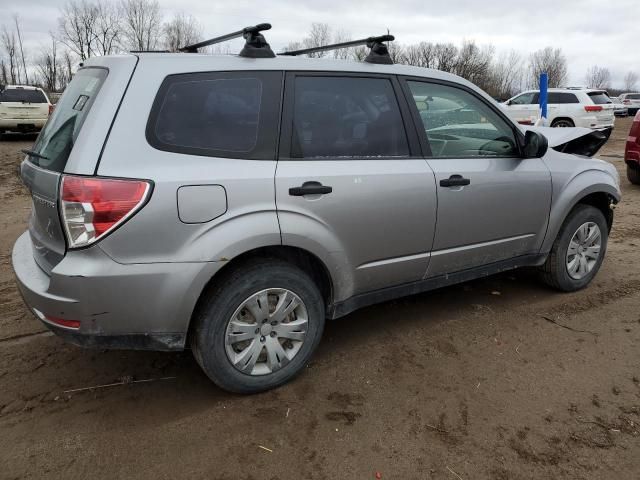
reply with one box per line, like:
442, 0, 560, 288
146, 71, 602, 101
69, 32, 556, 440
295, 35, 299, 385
28, 68, 108, 172
0, 89, 47, 103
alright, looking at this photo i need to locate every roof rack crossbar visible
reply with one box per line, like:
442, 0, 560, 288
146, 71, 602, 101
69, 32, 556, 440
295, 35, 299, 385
279, 34, 395, 64
179, 23, 275, 58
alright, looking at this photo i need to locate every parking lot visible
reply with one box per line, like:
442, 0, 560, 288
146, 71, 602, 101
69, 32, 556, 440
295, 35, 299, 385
0, 119, 638, 479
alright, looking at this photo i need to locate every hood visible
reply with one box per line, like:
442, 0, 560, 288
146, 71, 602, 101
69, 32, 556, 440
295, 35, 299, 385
523, 126, 612, 157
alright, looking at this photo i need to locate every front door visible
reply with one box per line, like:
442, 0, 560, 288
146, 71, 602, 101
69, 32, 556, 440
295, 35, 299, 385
275, 73, 438, 299
402, 79, 552, 278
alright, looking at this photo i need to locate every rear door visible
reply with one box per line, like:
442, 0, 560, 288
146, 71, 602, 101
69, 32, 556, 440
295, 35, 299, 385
275, 73, 437, 298
20, 68, 109, 273
401, 78, 551, 277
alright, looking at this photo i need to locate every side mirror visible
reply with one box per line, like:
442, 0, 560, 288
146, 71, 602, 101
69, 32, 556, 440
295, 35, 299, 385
523, 130, 548, 158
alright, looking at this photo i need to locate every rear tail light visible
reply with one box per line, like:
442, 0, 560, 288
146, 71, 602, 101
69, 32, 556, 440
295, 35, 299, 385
60, 175, 151, 249
584, 105, 603, 112
48, 104, 54, 115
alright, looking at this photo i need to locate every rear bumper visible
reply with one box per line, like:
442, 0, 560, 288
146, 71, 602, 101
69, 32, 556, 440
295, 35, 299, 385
0, 118, 47, 130
573, 116, 614, 130
12, 231, 222, 351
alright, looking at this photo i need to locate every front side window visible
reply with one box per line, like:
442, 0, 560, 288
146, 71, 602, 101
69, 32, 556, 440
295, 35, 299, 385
510, 92, 537, 105
147, 71, 282, 159
290, 76, 409, 159
407, 81, 518, 158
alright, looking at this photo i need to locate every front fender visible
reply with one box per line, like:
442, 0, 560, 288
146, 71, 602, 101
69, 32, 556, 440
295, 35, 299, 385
541, 168, 620, 253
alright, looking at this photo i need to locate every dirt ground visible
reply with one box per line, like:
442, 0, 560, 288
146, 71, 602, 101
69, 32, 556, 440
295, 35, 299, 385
0, 119, 639, 480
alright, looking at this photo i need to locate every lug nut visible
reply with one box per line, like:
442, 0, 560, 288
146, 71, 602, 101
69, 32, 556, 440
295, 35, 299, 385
271, 320, 278, 326
254, 328, 260, 334
270, 331, 277, 337
260, 336, 265, 342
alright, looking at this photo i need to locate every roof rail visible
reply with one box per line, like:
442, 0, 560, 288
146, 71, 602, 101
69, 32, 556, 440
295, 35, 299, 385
279, 34, 395, 65
179, 23, 275, 58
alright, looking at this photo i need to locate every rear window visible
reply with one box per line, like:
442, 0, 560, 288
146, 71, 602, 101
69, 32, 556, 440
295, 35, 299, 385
28, 68, 107, 172
588, 92, 612, 105
147, 71, 282, 160
548, 92, 579, 104
0, 88, 47, 103
627, 94, 640, 100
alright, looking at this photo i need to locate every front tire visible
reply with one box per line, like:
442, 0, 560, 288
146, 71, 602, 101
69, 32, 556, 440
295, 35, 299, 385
540, 205, 608, 291
627, 164, 640, 185
191, 259, 325, 394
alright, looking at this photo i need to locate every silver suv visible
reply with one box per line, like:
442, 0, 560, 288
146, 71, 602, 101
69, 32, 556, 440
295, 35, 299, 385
12, 27, 621, 393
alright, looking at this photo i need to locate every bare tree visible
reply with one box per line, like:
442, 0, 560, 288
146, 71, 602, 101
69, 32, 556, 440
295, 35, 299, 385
163, 13, 202, 52
434, 43, 458, 73
94, 3, 122, 55
350, 45, 368, 62
454, 40, 494, 87
0, 25, 20, 83
13, 15, 28, 84
386, 41, 405, 64
120, 0, 162, 51
35, 33, 61, 91
330, 28, 351, 60
0, 59, 7, 85
59, 0, 99, 60
301, 23, 331, 58
584, 65, 611, 89
527, 47, 568, 88
624, 71, 638, 92
488, 50, 524, 100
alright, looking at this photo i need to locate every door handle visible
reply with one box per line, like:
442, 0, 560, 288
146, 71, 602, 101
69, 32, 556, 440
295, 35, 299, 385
289, 181, 333, 196
439, 175, 470, 187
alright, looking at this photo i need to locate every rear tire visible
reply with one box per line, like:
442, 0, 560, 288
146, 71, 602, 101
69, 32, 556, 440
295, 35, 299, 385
191, 258, 325, 394
540, 204, 608, 292
551, 118, 575, 128
627, 164, 640, 185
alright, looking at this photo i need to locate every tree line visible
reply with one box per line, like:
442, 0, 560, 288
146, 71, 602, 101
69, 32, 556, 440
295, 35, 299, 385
286, 24, 639, 99
1, 10, 638, 97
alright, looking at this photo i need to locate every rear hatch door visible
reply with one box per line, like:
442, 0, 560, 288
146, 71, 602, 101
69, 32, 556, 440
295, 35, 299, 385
20, 67, 111, 273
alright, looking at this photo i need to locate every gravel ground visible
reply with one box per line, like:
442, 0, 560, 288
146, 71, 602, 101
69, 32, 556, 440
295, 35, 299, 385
0, 119, 638, 480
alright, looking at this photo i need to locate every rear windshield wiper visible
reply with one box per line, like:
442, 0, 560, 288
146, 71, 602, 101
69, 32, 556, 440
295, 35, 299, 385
21, 149, 49, 160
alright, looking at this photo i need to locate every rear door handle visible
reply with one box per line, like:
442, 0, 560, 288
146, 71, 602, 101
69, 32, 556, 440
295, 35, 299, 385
289, 181, 333, 196
439, 175, 470, 187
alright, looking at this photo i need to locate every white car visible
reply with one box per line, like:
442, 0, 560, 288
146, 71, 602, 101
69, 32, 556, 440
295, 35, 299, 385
618, 93, 640, 115
502, 88, 615, 129
0, 85, 52, 134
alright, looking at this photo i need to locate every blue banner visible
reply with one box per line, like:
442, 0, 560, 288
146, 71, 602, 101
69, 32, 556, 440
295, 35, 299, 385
539, 73, 548, 125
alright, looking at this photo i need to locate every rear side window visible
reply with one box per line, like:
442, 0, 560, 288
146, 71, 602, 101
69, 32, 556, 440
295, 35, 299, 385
0, 88, 47, 103
626, 94, 640, 100
588, 92, 612, 104
289, 76, 409, 159
548, 92, 579, 104
29, 68, 107, 172
147, 71, 282, 160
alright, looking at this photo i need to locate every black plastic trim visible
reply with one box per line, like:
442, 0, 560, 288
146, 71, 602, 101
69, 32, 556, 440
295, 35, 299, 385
328, 253, 547, 319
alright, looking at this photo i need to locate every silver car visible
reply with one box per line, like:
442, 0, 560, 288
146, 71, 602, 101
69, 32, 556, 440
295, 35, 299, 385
12, 30, 621, 393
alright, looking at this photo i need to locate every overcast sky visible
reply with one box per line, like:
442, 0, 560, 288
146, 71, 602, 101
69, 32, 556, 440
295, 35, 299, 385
1, 0, 638, 88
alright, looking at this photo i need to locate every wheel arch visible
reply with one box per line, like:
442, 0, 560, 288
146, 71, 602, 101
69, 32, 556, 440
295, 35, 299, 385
550, 117, 575, 127
187, 245, 335, 339
541, 176, 619, 253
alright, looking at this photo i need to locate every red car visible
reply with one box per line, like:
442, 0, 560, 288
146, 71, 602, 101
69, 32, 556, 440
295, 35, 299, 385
627, 110, 640, 185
